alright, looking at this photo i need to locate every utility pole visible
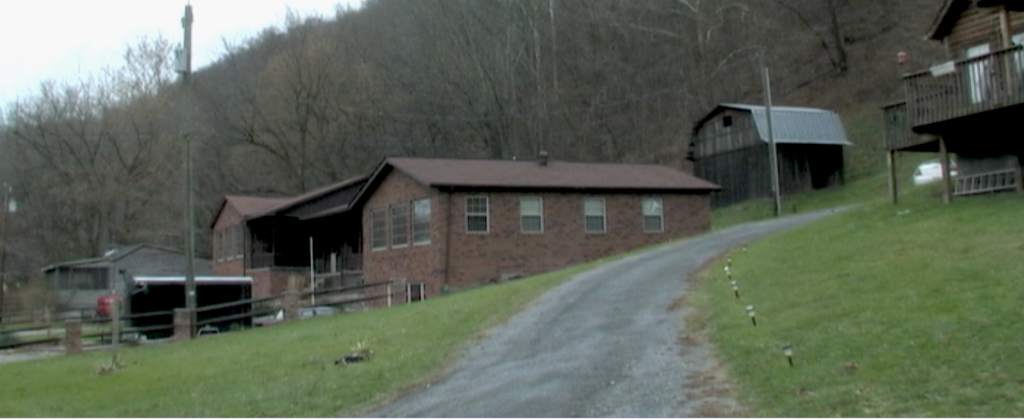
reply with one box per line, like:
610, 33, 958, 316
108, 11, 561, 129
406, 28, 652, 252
177, 4, 197, 327
763, 67, 783, 216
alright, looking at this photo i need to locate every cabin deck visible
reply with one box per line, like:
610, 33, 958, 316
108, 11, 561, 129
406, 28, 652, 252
884, 45, 1024, 151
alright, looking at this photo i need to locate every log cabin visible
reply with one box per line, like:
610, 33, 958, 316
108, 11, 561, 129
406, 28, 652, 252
883, 0, 1024, 202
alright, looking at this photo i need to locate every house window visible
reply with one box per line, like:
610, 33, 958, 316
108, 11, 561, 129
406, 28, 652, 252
584, 198, 606, 233
370, 209, 387, 250
235, 225, 245, 258
723, 115, 733, 128
413, 199, 431, 245
407, 282, 426, 302
642, 197, 663, 233
466, 196, 489, 233
391, 203, 410, 248
520, 197, 543, 233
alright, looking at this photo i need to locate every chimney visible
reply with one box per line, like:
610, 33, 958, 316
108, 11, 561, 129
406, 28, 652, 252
538, 150, 549, 166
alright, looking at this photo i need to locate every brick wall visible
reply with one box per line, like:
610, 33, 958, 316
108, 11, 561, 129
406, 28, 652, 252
212, 204, 245, 276
362, 170, 446, 298
446, 191, 710, 290
362, 168, 713, 301
249, 268, 307, 299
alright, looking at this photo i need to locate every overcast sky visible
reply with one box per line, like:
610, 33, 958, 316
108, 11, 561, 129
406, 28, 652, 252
1, 0, 363, 107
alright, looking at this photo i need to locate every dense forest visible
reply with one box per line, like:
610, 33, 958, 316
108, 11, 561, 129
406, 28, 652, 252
0, 0, 946, 289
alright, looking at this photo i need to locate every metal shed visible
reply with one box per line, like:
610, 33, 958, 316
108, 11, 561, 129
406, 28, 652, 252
691, 104, 852, 208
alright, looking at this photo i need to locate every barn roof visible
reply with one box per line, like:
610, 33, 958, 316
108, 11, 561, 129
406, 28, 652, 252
704, 104, 852, 146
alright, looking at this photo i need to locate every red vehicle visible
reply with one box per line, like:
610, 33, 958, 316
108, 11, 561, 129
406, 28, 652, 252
96, 295, 123, 318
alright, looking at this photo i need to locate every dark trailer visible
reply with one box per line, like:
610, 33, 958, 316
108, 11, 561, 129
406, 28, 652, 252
129, 276, 252, 338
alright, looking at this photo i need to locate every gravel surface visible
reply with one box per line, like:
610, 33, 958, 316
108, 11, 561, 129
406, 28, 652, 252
367, 208, 847, 417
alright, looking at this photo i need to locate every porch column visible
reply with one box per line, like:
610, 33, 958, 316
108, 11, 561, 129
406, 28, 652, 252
939, 136, 952, 204
887, 150, 898, 205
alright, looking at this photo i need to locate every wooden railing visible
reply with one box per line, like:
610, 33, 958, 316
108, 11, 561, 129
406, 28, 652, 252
903, 45, 1024, 128
881, 101, 928, 150
0, 280, 403, 353
954, 169, 1018, 196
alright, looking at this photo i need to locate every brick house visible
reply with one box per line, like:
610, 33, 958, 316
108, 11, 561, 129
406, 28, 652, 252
212, 156, 719, 302
211, 176, 367, 298
355, 157, 720, 300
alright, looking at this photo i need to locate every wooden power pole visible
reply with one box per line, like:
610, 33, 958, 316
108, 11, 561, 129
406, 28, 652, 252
178, 4, 197, 327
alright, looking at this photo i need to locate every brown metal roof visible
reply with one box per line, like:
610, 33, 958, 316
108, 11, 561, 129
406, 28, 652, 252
386, 157, 720, 191
224, 195, 292, 218
249, 175, 368, 219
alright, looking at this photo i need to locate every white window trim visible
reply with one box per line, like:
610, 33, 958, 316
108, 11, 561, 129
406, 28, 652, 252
370, 208, 388, 251
413, 198, 432, 246
643, 197, 664, 233
407, 282, 426, 303
465, 196, 490, 234
520, 197, 544, 234
584, 197, 607, 234
390, 203, 411, 249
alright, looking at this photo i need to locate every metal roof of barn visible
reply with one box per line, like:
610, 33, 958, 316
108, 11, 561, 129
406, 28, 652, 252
713, 104, 851, 146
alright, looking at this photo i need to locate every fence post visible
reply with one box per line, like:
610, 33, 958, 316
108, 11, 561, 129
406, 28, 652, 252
173, 308, 194, 341
64, 320, 82, 355
282, 292, 299, 321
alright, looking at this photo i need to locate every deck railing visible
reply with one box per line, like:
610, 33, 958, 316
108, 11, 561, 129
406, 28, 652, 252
882, 101, 924, 150
954, 169, 1018, 196
903, 45, 1024, 128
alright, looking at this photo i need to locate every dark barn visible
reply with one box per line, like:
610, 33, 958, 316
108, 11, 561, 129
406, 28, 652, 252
691, 104, 852, 208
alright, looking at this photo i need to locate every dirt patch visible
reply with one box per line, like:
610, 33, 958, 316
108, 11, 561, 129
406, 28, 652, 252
0, 348, 62, 364
675, 252, 750, 418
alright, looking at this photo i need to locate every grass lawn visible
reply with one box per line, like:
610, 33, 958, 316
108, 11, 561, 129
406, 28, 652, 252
0, 249, 649, 417
711, 152, 942, 230
692, 186, 1024, 417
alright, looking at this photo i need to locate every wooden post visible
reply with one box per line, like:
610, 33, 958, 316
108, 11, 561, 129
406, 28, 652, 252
111, 298, 120, 352
939, 136, 953, 204
1015, 153, 1024, 193
64, 320, 82, 354
173, 308, 194, 342
887, 150, 898, 205
282, 292, 299, 321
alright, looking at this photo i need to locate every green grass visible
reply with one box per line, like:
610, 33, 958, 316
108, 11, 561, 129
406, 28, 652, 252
693, 188, 1024, 416
0, 248, 653, 417
712, 152, 945, 229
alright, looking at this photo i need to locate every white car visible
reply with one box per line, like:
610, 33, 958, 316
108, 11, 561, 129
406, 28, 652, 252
913, 160, 958, 186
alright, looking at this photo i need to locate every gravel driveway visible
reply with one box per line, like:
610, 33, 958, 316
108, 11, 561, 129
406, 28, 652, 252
367, 209, 846, 417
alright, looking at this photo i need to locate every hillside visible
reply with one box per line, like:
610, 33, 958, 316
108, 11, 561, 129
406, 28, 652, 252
693, 187, 1024, 416
0, 0, 948, 295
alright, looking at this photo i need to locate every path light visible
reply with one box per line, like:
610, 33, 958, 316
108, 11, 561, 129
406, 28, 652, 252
724, 265, 731, 280
745, 305, 756, 326
730, 280, 740, 299
781, 344, 794, 366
